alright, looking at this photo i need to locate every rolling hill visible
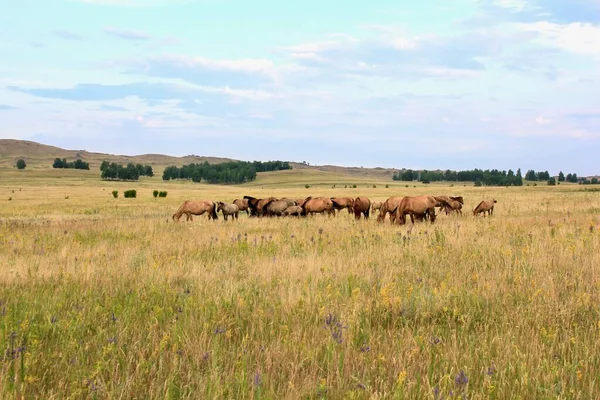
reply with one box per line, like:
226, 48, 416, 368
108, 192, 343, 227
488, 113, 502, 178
0, 139, 402, 179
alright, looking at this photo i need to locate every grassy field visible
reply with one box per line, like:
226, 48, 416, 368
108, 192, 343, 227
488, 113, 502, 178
1, 168, 599, 399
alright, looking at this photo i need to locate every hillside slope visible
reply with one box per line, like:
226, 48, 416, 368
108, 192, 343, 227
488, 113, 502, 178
0, 139, 402, 179
0, 139, 236, 170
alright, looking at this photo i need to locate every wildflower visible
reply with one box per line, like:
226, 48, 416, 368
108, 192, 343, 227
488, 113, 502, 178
487, 366, 495, 376
214, 327, 226, 335
455, 370, 468, 388
396, 371, 407, 385
253, 370, 261, 387
359, 344, 370, 353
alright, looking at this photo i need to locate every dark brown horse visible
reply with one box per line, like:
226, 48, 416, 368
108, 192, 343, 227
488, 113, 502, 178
352, 197, 371, 220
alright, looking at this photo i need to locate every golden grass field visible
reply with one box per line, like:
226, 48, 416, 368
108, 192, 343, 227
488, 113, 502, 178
1, 166, 600, 399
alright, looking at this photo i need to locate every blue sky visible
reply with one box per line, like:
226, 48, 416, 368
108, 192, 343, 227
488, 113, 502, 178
1, 0, 599, 174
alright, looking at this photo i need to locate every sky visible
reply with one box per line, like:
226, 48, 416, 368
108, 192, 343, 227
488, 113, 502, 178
1, 0, 599, 174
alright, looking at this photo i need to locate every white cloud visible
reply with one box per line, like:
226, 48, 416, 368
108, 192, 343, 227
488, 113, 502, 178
535, 116, 551, 124
150, 54, 274, 72
517, 21, 600, 55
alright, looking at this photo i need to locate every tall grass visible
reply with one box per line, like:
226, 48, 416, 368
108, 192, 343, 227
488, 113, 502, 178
1, 174, 599, 398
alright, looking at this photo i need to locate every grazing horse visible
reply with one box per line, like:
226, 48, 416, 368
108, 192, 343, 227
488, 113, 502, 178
172, 200, 218, 222
233, 198, 250, 215
377, 197, 404, 223
395, 196, 437, 225
263, 199, 292, 217
331, 197, 355, 215
243, 196, 277, 217
300, 197, 334, 216
217, 202, 239, 221
282, 205, 303, 216
352, 197, 371, 220
473, 199, 497, 217
371, 201, 382, 213
434, 196, 464, 215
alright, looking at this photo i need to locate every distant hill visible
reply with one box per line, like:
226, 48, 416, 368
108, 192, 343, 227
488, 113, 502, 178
0, 139, 401, 178
0, 139, 236, 170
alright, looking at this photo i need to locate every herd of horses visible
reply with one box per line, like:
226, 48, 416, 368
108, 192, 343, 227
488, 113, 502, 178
171, 195, 498, 225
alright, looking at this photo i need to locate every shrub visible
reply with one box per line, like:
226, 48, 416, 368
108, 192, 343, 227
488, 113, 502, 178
124, 190, 137, 198
405, 185, 409, 188
16, 159, 26, 170
385, 184, 389, 188
305, 184, 310, 189
158, 191, 167, 198
112, 190, 118, 198
153, 190, 159, 198
372, 185, 376, 188
8, 197, 12, 201
474, 181, 482, 187
352, 184, 357, 188
422, 179, 430, 184
547, 177, 556, 186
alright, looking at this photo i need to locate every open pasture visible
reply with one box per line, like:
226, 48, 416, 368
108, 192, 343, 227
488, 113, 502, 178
1, 169, 600, 399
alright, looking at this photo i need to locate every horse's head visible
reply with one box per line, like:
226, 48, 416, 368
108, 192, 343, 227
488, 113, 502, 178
216, 202, 224, 211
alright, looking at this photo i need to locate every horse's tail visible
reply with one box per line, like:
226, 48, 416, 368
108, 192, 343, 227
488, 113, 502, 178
211, 201, 218, 220
473, 201, 484, 215
173, 200, 188, 221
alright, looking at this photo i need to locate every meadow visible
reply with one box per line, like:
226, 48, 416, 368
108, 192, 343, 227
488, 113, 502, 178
1, 167, 599, 399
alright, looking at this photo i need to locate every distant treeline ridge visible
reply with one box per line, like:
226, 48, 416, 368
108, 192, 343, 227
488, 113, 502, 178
162, 160, 291, 184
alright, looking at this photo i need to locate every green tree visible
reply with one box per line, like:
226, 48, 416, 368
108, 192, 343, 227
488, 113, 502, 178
592, 177, 599, 184
558, 171, 565, 182
16, 159, 26, 170
525, 170, 537, 181
547, 177, 556, 186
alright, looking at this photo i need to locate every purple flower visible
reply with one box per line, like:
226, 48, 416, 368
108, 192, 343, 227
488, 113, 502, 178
360, 344, 371, 353
455, 370, 468, 388
214, 327, 226, 335
253, 371, 261, 387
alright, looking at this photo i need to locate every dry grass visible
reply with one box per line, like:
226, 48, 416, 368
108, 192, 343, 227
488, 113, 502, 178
1, 169, 599, 399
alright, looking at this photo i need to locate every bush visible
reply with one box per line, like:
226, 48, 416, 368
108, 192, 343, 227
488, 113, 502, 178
16, 159, 26, 170
153, 190, 159, 198
422, 179, 430, 184
385, 184, 389, 188
112, 190, 118, 198
8, 197, 12, 201
124, 190, 137, 198
305, 184, 310, 189
474, 181, 482, 187
547, 177, 556, 186
158, 191, 167, 198
372, 184, 376, 188
352, 184, 357, 188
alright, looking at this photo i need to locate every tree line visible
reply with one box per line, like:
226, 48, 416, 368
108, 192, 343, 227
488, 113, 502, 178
162, 160, 291, 184
393, 169, 524, 186
100, 161, 154, 181
52, 158, 90, 170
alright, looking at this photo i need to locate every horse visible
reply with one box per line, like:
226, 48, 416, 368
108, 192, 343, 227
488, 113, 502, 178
377, 197, 404, 223
217, 202, 239, 221
300, 197, 334, 216
233, 198, 250, 215
395, 196, 437, 225
473, 199, 497, 217
172, 200, 218, 222
331, 197, 355, 215
352, 197, 371, 220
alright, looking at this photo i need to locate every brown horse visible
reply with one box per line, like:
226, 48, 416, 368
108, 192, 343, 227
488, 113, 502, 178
172, 200, 218, 222
300, 197, 334, 216
233, 198, 250, 215
243, 196, 277, 217
395, 196, 437, 225
377, 197, 404, 223
353, 197, 371, 220
473, 199, 497, 216
434, 196, 464, 215
331, 197, 355, 215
